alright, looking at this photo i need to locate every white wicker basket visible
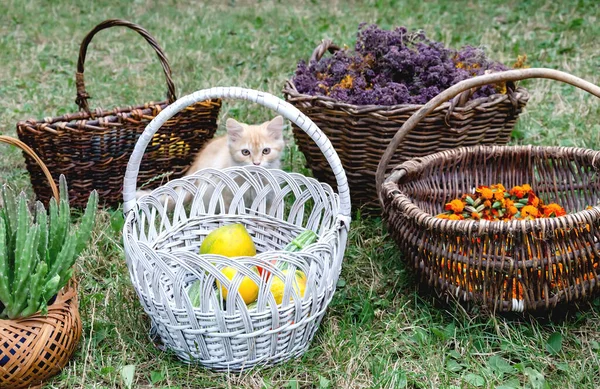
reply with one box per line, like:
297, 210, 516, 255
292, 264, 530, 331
121, 87, 351, 371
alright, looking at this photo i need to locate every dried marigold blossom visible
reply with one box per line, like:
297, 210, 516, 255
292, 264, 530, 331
435, 183, 569, 221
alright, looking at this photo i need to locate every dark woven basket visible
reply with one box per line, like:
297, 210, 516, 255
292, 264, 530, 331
283, 39, 530, 213
16, 19, 221, 208
377, 68, 600, 313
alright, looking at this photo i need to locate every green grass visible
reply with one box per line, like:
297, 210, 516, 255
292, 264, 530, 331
1, 0, 600, 388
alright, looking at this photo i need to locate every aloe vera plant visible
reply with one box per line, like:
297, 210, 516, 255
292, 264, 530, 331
0, 175, 98, 319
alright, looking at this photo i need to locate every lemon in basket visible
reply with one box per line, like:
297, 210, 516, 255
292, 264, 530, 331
270, 270, 307, 305
200, 223, 257, 257
218, 266, 260, 304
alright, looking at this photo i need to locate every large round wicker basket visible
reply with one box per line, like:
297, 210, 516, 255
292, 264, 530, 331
0, 282, 82, 389
284, 39, 530, 213
377, 68, 600, 313
122, 87, 351, 371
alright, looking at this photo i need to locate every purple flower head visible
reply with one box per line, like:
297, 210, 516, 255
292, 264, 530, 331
292, 24, 513, 106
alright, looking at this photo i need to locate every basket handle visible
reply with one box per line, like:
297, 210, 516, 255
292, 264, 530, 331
376, 68, 600, 196
122, 87, 351, 219
0, 135, 59, 201
309, 39, 341, 63
75, 18, 177, 113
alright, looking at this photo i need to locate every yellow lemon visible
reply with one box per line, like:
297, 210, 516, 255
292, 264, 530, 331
218, 266, 259, 304
200, 224, 256, 257
269, 270, 307, 305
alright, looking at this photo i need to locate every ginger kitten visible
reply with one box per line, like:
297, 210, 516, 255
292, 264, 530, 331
136, 115, 285, 208
187, 115, 285, 173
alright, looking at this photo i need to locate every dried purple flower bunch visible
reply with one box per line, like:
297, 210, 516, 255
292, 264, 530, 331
292, 24, 513, 106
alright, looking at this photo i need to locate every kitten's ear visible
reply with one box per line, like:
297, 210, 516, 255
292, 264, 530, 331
226, 118, 244, 141
266, 115, 284, 139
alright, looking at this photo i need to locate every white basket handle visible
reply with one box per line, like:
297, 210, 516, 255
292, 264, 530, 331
122, 87, 351, 217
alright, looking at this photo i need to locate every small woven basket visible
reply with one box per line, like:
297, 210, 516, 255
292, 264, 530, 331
0, 283, 81, 389
122, 87, 351, 371
16, 19, 221, 208
0, 136, 81, 389
284, 39, 530, 213
377, 68, 600, 313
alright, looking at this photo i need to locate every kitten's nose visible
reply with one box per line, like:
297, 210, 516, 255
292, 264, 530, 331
253, 161, 261, 166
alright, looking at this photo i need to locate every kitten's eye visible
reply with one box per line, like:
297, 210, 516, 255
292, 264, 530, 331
262, 148, 271, 155
241, 149, 250, 156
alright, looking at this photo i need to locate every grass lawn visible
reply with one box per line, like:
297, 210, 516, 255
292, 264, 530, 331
1, 0, 600, 388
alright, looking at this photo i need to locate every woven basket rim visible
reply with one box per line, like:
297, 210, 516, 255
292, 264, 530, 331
17, 98, 221, 129
382, 144, 600, 235
283, 78, 530, 113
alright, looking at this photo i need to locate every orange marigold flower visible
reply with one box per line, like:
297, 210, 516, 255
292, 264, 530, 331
477, 187, 494, 200
544, 203, 566, 217
528, 193, 540, 208
445, 199, 465, 213
493, 190, 505, 201
521, 205, 539, 218
508, 206, 519, 215
436, 214, 450, 219
510, 185, 529, 199
448, 214, 464, 221
471, 212, 481, 220
484, 200, 492, 208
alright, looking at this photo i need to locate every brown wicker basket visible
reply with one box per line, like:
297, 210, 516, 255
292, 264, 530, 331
16, 19, 221, 208
0, 136, 80, 388
284, 39, 530, 213
0, 281, 81, 389
377, 68, 600, 313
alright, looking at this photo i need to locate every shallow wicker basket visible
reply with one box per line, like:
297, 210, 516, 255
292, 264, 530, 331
122, 87, 351, 371
377, 68, 600, 313
0, 282, 81, 389
16, 19, 221, 208
284, 39, 530, 213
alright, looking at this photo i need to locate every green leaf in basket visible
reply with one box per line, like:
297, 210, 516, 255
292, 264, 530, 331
188, 280, 201, 308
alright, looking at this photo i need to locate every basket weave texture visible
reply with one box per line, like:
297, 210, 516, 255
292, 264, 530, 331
378, 68, 600, 313
284, 39, 530, 212
122, 87, 351, 371
16, 19, 221, 208
0, 282, 81, 389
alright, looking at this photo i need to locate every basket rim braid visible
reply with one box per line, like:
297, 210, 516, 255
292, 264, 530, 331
16, 18, 221, 208
0, 281, 82, 389
122, 87, 351, 370
377, 68, 600, 313
283, 39, 530, 213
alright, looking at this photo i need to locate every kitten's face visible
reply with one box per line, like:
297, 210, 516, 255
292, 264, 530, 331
226, 116, 285, 169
